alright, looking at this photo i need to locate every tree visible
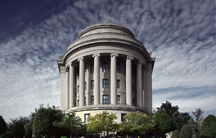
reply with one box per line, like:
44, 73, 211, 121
87, 111, 118, 136
12, 122, 25, 138
118, 111, 155, 136
153, 109, 173, 136
180, 124, 192, 138
0, 116, 7, 135
53, 113, 86, 138
0, 132, 14, 138
160, 101, 191, 131
32, 106, 64, 137
24, 124, 32, 138
189, 108, 204, 138
7, 116, 30, 132
171, 130, 180, 138
200, 114, 216, 138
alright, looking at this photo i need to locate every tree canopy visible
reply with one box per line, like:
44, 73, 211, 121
24, 124, 32, 138
200, 114, 216, 138
32, 106, 64, 137
118, 111, 155, 136
0, 116, 7, 135
12, 122, 25, 138
7, 116, 30, 132
87, 111, 118, 135
180, 124, 192, 138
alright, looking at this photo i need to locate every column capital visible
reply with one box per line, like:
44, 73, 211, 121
126, 56, 134, 60
77, 57, 84, 61
65, 67, 69, 72
110, 53, 118, 57
70, 62, 74, 66
92, 54, 100, 58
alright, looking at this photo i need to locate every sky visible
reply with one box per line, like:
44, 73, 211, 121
0, 0, 215, 123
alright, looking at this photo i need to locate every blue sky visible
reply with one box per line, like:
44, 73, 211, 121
0, 0, 215, 123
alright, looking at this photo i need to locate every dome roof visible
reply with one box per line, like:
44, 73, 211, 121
77, 23, 135, 38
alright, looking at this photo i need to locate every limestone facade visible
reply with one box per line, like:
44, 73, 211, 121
57, 23, 155, 123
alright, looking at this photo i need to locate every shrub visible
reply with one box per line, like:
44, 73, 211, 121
200, 114, 216, 138
171, 130, 180, 138
60, 136, 68, 138
12, 122, 25, 138
180, 124, 192, 138
0, 132, 14, 138
24, 124, 32, 138
0, 116, 7, 135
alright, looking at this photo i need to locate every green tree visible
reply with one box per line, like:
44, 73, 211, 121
12, 122, 25, 138
200, 114, 216, 138
87, 111, 118, 136
0, 116, 7, 135
153, 109, 173, 136
188, 108, 204, 138
32, 106, 64, 137
24, 124, 32, 138
53, 113, 86, 138
118, 111, 155, 136
180, 124, 192, 138
172, 130, 180, 138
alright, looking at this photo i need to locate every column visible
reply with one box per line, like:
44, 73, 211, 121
65, 67, 69, 109
146, 63, 153, 112
126, 56, 133, 106
142, 66, 147, 108
92, 54, 100, 105
60, 67, 66, 110
86, 63, 90, 106
78, 57, 85, 106
136, 62, 142, 107
69, 63, 75, 108
110, 53, 118, 104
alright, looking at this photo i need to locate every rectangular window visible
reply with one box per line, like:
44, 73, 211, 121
91, 63, 94, 74
77, 86, 79, 94
91, 96, 94, 105
102, 61, 109, 72
103, 79, 109, 88
84, 114, 90, 123
91, 80, 94, 89
84, 97, 86, 105
117, 62, 120, 73
117, 80, 120, 88
117, 95, 120, 104
103, 95, 109, 104
132, 99, 135, 106
121, 113, 127, 122
77, 100, 79, 106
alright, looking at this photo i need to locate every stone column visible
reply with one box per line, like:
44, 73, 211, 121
146, 63, 153, 112
110, 53, 118, 105
142, 66, 147, 108
60, 67, 66, 110
69, 63, 75, 108
136, 62, 142, 107
86, 63, 90, 106
65, 67, 69, 109
126, 56, 133, 106
92, 54, 100, 105
78, 57, 85, 106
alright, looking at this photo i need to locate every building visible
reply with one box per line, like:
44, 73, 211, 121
57, 23, 155, 123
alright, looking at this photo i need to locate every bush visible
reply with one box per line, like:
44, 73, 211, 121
12, 122, 25, 138
154, 110, 173, 135
60, 136, 68, 138
24, 124, 32, 138
0, 132, 14, 138
0, 116, 7, 135
180, 124, 192, 138
200, 114, 216, 138
171, 130, 180, 138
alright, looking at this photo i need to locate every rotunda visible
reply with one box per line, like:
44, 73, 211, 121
57, 23, 155, 123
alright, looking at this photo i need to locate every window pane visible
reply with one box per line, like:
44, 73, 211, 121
91, 63, 94, 74
103, 95, 109, 104
84, 114, 90, 122
117, 62, 120, 73
91, 80, 94, 89
103, 79, 109, 88
117, 80, 120, 88
91, 96, 94, 105
117, 95, 120, 104
102, 62, 109, 72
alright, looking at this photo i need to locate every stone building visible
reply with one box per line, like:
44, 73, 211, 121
57, 23, 155, 123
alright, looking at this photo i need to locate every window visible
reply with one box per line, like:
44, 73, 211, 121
121, 113, 127, 122
84, 114, 90, 123
117, 95, 120, 104
103, 95, 109, 104
91, 63, 94, 74
77, 86, 79, 94
132, 99, 135, 106
77, 100, 79, 106
102, 61, 109, 72
103, 79, 109, 88
117, 62, 120, 73
91, 80, 94, 89
84, 97, 86, 105
117, 80, 120, 88
91, 96, 94, 105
